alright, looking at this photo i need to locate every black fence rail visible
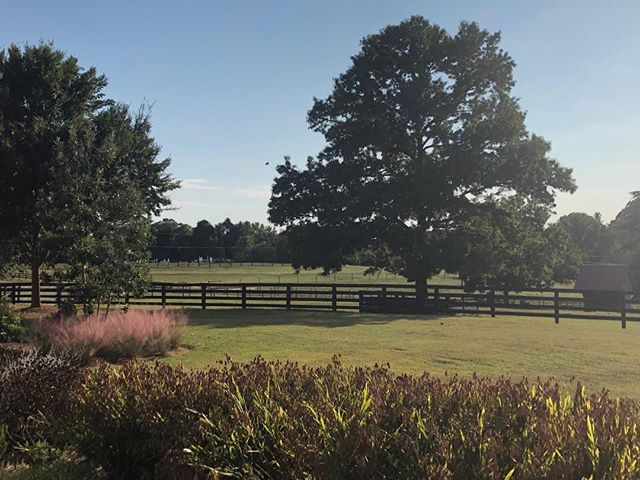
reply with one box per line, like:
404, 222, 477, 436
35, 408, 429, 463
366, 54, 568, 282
1, 282, 638, 328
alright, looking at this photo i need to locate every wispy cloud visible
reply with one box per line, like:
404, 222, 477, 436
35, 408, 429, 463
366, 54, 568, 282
180, 179, 216, 190
180, 178, 270, 198
173, 200, 218, 208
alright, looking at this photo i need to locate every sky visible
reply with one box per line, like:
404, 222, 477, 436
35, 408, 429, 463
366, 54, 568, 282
1, 0, 638, 226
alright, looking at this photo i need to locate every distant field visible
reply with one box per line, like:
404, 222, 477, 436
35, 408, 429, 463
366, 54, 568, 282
2, 264, 462, 285
148, 263, 464, 285
170, 309, 640, 399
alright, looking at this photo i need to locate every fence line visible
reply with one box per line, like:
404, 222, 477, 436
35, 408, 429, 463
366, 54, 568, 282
1, 281, 637, 329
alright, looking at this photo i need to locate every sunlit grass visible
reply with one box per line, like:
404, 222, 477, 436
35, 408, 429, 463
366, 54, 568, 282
168, 309, 640, 399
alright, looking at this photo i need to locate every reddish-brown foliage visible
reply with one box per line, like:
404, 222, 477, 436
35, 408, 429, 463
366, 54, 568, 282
33, 309, 185, 362
65, 358, 640, 479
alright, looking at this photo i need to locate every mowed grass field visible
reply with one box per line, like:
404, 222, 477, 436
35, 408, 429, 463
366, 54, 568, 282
148, 263, 463, 285
168, 309, 640, 399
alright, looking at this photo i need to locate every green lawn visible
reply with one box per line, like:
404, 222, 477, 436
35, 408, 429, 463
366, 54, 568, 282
169, 309, 640, 399
148, 264, 463, 285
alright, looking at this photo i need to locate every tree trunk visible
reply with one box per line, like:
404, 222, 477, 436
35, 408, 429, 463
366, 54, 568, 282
415, 275, 427, 309
30, 232, 41, 308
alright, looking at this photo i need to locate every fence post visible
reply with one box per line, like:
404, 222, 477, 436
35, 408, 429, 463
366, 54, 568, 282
56, 284, 62, 306
332, 285, 337, 312
16, 285, 21, 304
161, 284, 167, 308
382, 286, 387, 312
434, 287, 440, 311
201, 284, 207, 310
490, 290, 496, 318
286, 285, 292, 310
241, 285, 247, 309
10, 284, 16, 304
621, 293, 627, 329
554, 291, 560, 324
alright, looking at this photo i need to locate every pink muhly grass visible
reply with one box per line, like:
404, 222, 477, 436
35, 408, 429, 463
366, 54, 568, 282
35, 309, 187, 362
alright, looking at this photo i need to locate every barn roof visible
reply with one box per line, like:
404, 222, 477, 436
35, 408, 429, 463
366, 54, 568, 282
574, 263, 633, 292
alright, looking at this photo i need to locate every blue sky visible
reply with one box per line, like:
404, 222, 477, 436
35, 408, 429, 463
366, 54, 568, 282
2, 0, 638, 225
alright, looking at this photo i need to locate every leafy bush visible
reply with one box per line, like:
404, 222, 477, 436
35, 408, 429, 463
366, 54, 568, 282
0, 348, 83, 452
33, 310, 185, 363
65, 358, 640, 480
67, 362, 205, 479
0, 297, 24, 343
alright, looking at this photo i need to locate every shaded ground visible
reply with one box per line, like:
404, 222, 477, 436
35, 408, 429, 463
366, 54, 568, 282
168, 309, 640, 399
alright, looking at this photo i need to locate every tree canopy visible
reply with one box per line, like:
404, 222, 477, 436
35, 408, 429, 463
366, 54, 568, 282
609, 192, 640, 291
269, 17, 576, 299
0, 43, 177, 307
451, 198, 582, 290
554, 212, 609, 262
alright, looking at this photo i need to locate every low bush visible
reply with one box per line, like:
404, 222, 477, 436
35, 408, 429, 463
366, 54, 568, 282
34, 310, 185, 362
0, 348, 83, 453
0, 297, 24, 343
0, 424, 8, 460
67, 362, 208, 479
0, 459, 99, 480
64, 358, 640, 480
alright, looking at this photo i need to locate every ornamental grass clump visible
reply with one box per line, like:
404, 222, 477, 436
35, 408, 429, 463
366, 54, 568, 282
34, 309, 185, 362
65, 358, 640, 480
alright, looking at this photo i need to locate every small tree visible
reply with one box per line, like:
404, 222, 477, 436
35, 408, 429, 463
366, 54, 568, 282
269, 17, 575, 301
49, 104, 178, 313
63, 185, 151, 315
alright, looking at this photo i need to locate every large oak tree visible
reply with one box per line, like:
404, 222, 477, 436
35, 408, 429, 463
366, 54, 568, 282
269, 17, 576, 301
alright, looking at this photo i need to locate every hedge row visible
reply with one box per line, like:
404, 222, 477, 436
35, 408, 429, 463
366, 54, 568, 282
2, 351, 640, 479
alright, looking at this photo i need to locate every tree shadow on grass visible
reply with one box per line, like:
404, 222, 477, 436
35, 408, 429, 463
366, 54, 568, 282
183, 308, 446, 329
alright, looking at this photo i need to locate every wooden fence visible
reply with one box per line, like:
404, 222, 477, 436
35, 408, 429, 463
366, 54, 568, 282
1, 282, 638, 328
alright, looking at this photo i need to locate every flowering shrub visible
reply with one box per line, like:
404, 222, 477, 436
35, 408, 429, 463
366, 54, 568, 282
65, 358, 640, 480
34, 310, 186, 362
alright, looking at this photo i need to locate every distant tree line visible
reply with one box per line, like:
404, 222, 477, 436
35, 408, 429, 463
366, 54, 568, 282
150, 218, 290, 263
555, 193, 640, 289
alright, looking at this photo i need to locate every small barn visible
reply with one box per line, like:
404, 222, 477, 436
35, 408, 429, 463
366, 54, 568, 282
574, 263, 632, 310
